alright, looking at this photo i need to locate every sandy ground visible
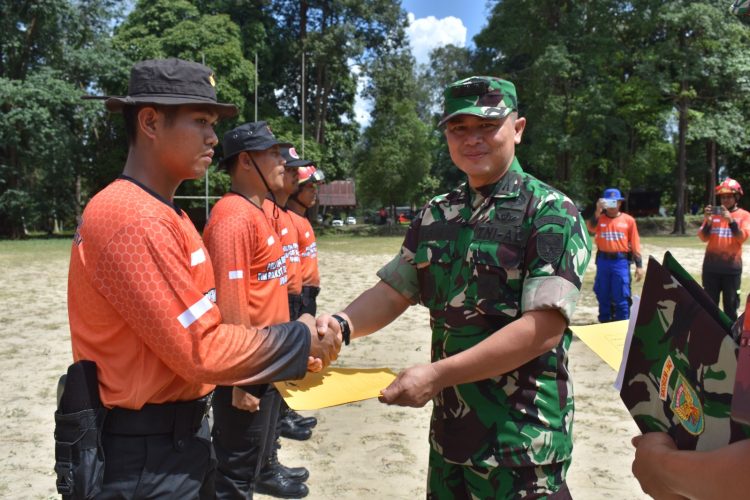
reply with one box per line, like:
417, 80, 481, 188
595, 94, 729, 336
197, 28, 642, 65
0, 238, 739, 499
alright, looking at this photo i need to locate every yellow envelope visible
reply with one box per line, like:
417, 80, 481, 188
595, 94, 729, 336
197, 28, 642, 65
570, 320, 628, 371
273, 367, 398, 411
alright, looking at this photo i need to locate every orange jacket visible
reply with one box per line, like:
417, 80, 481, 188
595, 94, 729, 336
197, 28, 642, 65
698, 207, 750, 273
263, 199, 302, 294
204, 192, 290, 327
289, 211, 320, 288
586, 212, 642, 266
68, 179, 307, 409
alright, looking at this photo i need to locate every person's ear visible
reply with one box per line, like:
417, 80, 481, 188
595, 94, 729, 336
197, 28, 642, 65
137, 107, 160, 140
513, 116, 526, 144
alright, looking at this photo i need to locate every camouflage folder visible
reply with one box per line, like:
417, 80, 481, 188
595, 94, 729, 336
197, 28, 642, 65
620, 256, 750, 450
731, 299, 750, 425
662, 251, 732, 336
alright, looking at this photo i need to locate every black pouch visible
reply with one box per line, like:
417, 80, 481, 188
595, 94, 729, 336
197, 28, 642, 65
54, 360, 107, 499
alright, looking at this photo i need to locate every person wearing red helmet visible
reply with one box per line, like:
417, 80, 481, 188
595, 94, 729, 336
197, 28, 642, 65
288, 165, 326, 316
698, 177, 750, 320
630, 6, 750, 499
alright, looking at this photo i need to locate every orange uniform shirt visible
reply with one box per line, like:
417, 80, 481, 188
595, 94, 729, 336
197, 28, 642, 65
68, 178, 307, 409
698, 207, 750, 273
586, 212, 642, 262
203, 192, 290, 326
289, 211, 320, 288
263, 199, 302, 295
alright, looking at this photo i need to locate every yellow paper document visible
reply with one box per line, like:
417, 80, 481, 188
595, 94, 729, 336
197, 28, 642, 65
570, 320, 628, 371
273, 367, 398, 411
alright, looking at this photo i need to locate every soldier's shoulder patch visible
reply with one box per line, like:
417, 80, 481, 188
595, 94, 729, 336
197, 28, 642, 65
537, 232, 564, 263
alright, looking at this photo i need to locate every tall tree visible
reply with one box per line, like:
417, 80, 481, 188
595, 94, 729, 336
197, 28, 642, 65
355, 49, 432, 213
632, 1, 750, 233
0, 0, 123, 237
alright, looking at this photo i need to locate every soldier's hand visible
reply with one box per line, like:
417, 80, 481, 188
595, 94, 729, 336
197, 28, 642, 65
378, 363, 441, 408
634, 267, 645, 282
315, 314, 344, 345
306, 313, 341, 369
631, 433, 686, 500
231, 387, 260, 412
704, 205, 713, 220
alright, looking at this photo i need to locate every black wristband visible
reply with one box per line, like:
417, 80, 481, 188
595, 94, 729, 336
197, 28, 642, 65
331, 314, 351, 346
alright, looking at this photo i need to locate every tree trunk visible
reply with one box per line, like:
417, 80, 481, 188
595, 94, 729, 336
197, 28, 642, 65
672, 92, 688, 234
707, 139, 716, 207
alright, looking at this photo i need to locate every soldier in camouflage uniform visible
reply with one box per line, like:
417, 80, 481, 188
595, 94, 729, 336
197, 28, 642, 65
319, 76, 591, 499
629, 5, 750, 498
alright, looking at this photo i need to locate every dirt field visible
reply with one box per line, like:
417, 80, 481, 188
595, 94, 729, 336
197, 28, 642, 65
0, 235, 741, 499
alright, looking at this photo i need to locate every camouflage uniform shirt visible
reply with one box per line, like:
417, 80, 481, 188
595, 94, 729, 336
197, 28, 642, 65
378, 158, 592, 467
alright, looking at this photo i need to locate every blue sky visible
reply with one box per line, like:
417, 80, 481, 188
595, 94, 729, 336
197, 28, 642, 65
353, 2, 492, 125
401, 0, 492, 63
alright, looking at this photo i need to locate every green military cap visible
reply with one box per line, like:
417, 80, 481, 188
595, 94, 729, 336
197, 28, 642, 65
731, 1, 750, 24
438, 76, 518, 127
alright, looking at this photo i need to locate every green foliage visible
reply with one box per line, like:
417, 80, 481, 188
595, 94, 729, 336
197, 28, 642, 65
355, 49, 431, 208
468, 0, 750, 225
5, 0, 750, 237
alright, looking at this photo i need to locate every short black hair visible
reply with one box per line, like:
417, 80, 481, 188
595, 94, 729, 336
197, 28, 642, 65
223, 152, 242, 175
122, 104, 179, 146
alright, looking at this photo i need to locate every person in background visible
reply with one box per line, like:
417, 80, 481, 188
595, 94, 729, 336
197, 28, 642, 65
287, 164, 326, 317
203, 122, 320, 499
586, 188, 644, 322
697, 178, 750, 321
630, 5, 750, 498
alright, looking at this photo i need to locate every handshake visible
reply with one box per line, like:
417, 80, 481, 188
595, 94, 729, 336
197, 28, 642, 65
297, 313, 348, 372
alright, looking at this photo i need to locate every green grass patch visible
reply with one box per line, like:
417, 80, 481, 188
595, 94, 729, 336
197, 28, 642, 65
0, 239, 72, 266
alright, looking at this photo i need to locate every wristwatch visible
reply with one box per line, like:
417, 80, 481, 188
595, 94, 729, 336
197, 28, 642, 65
331, 314, 351, 346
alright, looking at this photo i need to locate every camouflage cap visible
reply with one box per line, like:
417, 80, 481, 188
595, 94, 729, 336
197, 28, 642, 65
731, 1, 750, 24
438, 76, 518, 127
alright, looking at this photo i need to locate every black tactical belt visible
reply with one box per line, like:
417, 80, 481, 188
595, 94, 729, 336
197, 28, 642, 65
597, 251, 630, 260
104, 393, 212, 436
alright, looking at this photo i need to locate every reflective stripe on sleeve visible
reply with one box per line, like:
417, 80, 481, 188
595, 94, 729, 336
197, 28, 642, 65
177, 296, 214, 328
191, 248, 206, 267
228, 270, 244, 280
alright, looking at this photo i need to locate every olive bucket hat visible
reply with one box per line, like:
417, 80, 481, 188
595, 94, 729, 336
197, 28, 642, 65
83, 58, 238, 119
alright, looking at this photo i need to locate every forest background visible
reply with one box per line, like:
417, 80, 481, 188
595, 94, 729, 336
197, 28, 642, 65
3, 0, 750, 238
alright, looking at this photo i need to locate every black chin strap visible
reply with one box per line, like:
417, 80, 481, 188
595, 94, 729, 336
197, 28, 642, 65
249, 153, 278, 219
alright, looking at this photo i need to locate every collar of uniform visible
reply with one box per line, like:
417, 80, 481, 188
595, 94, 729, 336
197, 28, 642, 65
464, 156, 523, 208
118, 175, 182, 215
490, 157, 523, 198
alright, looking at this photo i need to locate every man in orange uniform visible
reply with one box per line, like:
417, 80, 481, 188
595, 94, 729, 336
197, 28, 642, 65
264, 147, 307, 322
203, 123, 312, 499
287, 165, 326, 317
698, 178, 750, 320
586, 188, 644, 322
68, 59, 340, 499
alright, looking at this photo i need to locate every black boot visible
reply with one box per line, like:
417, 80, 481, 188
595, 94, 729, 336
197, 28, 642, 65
280, 414, 312, 441
264, 442, 309, 482
285, 408, 317, 429
255, 468, 309, 499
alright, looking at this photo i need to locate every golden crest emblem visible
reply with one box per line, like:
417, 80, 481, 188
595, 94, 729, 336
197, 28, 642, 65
208, 73, 216, 87
670, 373, 704, 436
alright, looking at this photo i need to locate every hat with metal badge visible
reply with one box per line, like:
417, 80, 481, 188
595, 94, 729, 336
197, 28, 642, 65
83, 58, 238, 119
281, 146, 314, 168
439, 76, 518, 127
